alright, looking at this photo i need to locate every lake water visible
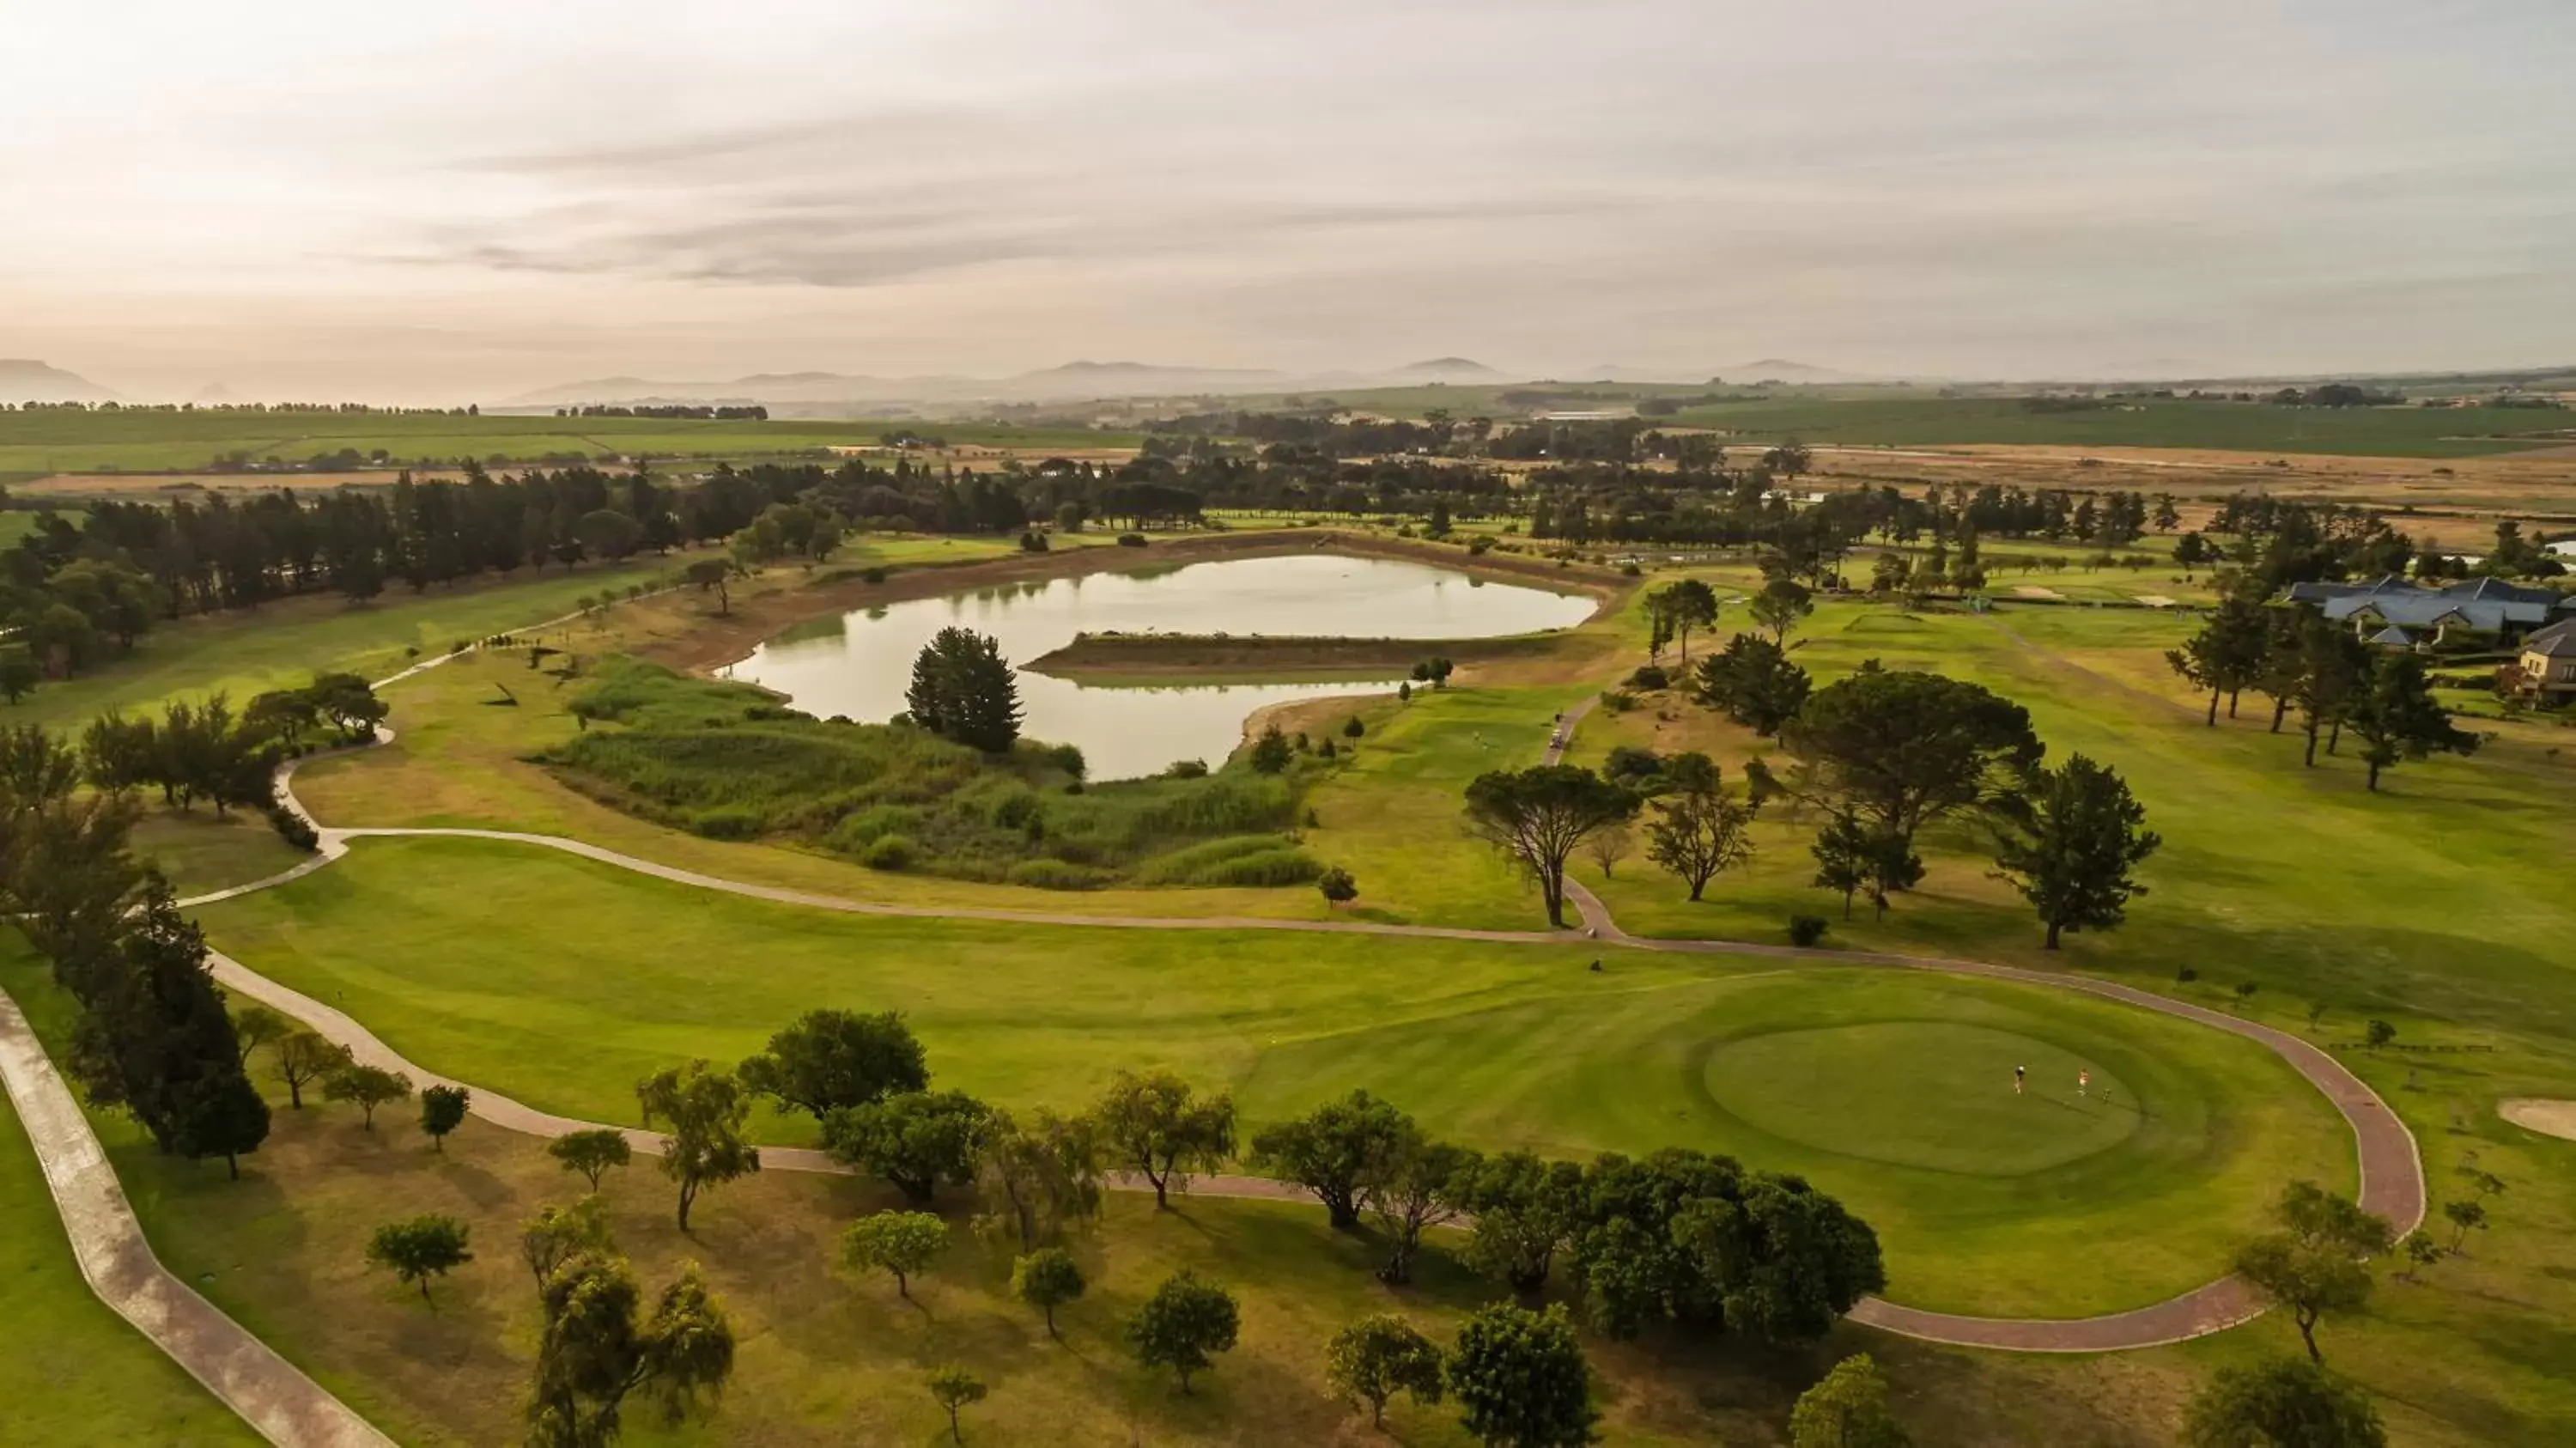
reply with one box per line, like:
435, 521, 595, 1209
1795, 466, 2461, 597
722, 552, 1597, 779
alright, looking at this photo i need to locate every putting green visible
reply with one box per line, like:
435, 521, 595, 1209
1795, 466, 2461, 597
190, 835, 2357, 1316
1699, 1021, 2136, 1175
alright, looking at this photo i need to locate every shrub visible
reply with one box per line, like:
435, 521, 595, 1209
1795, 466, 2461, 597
689, 806, 765, 839
1004, 859, 1115, 891
861, 835, 919, 871
1788, 914, 1829, 947
1135, 836, 1321, 886
1019, 530, 1049, 552
1117, 533, 1149, 548
1164, 758, 1211, 779
862, 566, 890, 584
1620, 562, 1642, 576
1601, 745, 1662, 783
829, 804, 926, 850
1628, 665, 1669, 691
263, 803, 319, 852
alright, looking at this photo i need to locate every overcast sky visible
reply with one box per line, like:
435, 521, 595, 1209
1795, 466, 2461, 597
5, 0, 2572, 401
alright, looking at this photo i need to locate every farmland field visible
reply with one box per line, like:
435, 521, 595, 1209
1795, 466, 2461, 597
1669, 397, 2575, 457
0, 410, 1139, 476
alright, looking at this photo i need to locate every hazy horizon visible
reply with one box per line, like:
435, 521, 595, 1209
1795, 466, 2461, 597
7, 1, 2573, 404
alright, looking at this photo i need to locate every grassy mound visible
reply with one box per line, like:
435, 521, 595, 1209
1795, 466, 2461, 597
540, 658, 1320, 887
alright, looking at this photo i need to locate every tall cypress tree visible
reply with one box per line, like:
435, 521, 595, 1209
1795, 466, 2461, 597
64, 890, 270, 1175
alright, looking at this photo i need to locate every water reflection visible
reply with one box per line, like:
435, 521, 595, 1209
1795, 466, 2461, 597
723, 553, 1595, 779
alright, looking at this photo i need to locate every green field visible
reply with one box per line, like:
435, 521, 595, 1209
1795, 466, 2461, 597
0, 411, 1135, 475
1182, 384, 2576, 456
7, 934, 2195, 1448
1664, 397, 2573, 457
14, 532, 2576, 1443
0, 555, 692, 731
1569, 592, 2576, 1049
192, 832, 2349, 1317
0, 1092, 263, 1446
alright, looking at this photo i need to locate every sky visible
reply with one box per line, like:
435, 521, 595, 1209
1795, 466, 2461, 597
4, 0, 2573, 402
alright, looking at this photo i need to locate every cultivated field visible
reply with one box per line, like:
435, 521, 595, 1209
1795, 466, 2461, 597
0, 410, 1137, 478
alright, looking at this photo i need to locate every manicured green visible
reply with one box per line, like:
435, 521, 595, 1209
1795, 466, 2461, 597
1698, 1021, 2133, 1175
192, 833, 2348, 1315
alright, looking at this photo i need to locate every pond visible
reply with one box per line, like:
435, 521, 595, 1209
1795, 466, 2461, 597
722, 552, 1597, 779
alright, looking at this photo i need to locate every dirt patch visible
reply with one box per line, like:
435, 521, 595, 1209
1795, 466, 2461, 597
2500, 1098, 2576, 1141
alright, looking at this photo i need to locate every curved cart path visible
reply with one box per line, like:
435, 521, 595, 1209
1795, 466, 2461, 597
172, 688, 2423, 1355
0, 990, 395, 1447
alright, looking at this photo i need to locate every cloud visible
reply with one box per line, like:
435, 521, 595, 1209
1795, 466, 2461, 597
3, 0, 2571, 397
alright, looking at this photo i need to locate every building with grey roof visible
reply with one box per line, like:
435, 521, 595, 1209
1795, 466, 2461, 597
2280, 575, 2573, 646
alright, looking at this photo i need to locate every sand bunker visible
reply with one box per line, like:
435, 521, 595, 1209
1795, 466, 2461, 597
2499, 1098, 2576, 1141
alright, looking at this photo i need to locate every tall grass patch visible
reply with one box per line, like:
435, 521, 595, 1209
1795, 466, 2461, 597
541, 658, 1321, 889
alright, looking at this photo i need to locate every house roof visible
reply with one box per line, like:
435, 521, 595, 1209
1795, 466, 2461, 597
2367, 624, 2416, 648
2525, 632, 2576, 660
2281, 575, 2568, 631
2528, 615, 2576, 648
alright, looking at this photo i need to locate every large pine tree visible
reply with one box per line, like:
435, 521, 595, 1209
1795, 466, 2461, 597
905, 627, 1024, 753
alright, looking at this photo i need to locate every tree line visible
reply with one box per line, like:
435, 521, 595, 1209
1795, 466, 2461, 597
2166, 596, 2478, 791
0, 727, 269, 1175
77, 674, 386, 845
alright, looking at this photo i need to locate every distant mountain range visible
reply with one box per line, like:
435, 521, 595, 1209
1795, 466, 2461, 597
1726, 358, 1863, 384
496, 357, 1519, 411
0, 359, 118, 404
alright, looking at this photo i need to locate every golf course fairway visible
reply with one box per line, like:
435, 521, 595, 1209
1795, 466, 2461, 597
192, 834, 2354, 1317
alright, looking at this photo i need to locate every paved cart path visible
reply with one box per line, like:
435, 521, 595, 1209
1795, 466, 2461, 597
0, 990, 396, 1446
166, 678, 2423, 1354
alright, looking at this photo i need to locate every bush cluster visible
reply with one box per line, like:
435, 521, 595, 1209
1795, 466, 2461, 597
544, 658, 1315, 889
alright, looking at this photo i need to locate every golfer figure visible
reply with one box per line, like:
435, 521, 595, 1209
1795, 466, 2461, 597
2079, 1068, 2091, 1098
2014, 1064, 2026, 1095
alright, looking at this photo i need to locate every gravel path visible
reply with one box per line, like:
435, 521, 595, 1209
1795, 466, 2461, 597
162, 682, 2426, 1355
